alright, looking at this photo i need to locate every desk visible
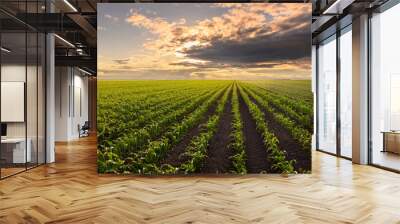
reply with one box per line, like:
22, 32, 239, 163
1, 138, 31, 163
382, 131, 400, 154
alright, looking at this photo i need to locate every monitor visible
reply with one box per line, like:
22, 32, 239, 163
1, 123, 7, 137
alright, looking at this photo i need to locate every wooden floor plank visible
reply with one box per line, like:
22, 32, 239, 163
1, 136, 400, 223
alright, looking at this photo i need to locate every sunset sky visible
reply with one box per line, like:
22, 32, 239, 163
98, 3, 311, 80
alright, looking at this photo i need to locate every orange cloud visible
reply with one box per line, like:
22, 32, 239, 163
125, 3, 309, 54
103, 3, 311, 80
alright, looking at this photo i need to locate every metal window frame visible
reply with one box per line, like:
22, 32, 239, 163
367, 0, 400, 172
315, 0, 400, 171
0, 18, 2, 179
336, 28, 341, 158
315, 23, 353, 161
315, 33, 339, 156
0, 0, 47, 180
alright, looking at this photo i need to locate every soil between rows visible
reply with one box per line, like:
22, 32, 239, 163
246, 90, 311, 172
201, 91, 234, 174
160, 90, 226, 167
238, 92, 271, 173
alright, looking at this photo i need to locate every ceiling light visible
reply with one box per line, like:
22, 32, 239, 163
76, 48, 84, 55
1, 47, 11, 53
54, 34, 75, 48
63, 0, 78, 12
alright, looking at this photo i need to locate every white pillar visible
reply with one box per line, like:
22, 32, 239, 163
46, 32, 55, 163
352, 14, 369, 164
54, 67, 74, 141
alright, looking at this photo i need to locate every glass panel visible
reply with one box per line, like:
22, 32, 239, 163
26, 0, 39, 169
38, 32, 45, 165
1, 30, 27, 177
27, 31, 38, 169
371, 4, 400, 171
0, 1, 46, 179
317, 35, 337, 154
340, 27, 352, 158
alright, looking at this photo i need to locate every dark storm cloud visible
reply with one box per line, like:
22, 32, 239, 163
183, 25, 311, 65
101, 3, 312, 80
113, 59, 130, 64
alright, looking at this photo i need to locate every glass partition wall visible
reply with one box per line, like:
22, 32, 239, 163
0, 3, 46, 179
316, 25, 352, 159
317, 35, 337, 154
370, 3, 400, 171
339, 26, 352, 159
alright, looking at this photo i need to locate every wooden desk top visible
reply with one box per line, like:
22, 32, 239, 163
381, 131, 400, 134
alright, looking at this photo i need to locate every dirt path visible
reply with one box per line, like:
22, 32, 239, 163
238, 93, 271, 173
201, 92, 234, 174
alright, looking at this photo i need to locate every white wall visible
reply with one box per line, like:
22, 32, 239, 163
1, 63, 46, 164
55, 67, 89, 141
72, 73, 89, 138
1, 65, 26, 140
0, 65, 37, 138
55, 67, 70, 141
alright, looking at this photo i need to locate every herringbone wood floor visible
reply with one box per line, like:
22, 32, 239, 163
1, 136, 400, 224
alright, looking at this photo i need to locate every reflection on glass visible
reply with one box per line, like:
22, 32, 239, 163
1, 31, 27, 177
38, 33, 46, 165
27, 31, 38, 169
317, 35, 337, 154
371, 3, 400, 171
0, 1, 47, 179
390, 75, 400, 130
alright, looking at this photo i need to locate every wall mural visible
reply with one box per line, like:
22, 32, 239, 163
97, 3, 312, 175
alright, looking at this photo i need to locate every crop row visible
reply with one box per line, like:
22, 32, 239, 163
98, 87, 211, 149
244, 82, 312, 116
244, 80, 313, 104
98, 85, 228, 173
240, 83, 312, 132
98, 81, 229, 141
114, 87, 221, 157
242, 86, 311, 151
229, 83, 247, 174
179, 84, 233, 173
238, 85, 295, 174
98, 80, 310, 174
128, 85, 230, 174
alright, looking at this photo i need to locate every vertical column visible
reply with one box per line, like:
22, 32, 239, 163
336, 30, 341, 156
54, 67, 73, 141
88, 76, 97, 132
312, 45, 317, 151
46, 1, 55, 163
46, 34, 55, 163
352, 14, 369, 164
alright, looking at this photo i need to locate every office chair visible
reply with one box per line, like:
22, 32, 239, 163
79, 121, 90, 138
